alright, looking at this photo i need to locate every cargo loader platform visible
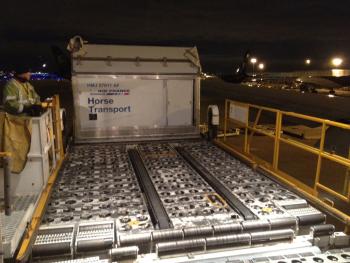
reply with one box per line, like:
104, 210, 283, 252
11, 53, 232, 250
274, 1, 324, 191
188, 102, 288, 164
31, 140, 334, 262
12, 39, 349, 263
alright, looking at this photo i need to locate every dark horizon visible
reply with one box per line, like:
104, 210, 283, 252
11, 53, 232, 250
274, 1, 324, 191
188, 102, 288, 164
1, 0, 350, 74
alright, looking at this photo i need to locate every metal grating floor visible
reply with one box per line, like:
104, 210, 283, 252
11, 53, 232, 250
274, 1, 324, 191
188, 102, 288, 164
0, 194, 38, 258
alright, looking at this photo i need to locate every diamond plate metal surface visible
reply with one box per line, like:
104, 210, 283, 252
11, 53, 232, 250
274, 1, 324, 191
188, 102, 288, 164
1, 194, 38, 258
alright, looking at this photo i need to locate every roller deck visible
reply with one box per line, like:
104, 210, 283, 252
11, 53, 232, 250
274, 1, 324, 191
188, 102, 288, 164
42, 144, 152, 232
33, 139, 329, 261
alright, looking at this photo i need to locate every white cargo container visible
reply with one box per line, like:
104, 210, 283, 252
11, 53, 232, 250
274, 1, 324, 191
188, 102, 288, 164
70, 42, 201, 142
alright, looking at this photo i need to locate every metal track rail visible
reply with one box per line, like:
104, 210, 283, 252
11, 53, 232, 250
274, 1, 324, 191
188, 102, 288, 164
175, 146, 257, 220
128, 149, 172, 230
137, 143, 240, 228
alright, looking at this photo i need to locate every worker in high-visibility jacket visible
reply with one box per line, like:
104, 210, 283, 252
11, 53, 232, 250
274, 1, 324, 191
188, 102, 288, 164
2, 65, 41, 115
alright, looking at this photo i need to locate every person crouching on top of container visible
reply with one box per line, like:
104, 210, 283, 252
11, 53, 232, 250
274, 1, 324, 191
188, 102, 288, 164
2, 65, 42, 116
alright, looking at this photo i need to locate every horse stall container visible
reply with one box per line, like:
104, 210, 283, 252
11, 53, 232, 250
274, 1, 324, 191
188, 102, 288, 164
70, 43, 202, 142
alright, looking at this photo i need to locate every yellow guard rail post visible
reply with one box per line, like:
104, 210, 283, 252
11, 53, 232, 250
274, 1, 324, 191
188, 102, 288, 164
16, 95, 65, 262
220, 99, 350, 233
0, 152, 12, 216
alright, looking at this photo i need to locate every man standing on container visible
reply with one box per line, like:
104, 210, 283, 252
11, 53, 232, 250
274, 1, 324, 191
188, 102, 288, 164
2, 64, 41, 115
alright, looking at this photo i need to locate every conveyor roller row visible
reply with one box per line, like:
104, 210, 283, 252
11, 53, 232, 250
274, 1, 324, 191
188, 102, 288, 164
156, 229, 294, 256
33, 217, 298, 258
118, 218, 298, 253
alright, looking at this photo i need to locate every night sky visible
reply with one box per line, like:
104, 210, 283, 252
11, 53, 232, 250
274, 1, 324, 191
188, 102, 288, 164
1, 0, 350, 74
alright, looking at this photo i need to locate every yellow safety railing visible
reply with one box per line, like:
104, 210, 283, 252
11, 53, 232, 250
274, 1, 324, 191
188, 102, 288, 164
220, 99, 350, 232
0, 152, 12, 216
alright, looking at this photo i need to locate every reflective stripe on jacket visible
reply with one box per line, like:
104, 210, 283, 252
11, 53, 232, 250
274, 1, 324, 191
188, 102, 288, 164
2, 79, 40, 114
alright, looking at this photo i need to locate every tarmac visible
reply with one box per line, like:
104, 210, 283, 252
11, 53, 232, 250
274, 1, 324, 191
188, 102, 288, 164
201, 77, 350, 122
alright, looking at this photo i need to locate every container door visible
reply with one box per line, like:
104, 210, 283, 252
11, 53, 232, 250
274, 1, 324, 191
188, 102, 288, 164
167, 80, 193, 126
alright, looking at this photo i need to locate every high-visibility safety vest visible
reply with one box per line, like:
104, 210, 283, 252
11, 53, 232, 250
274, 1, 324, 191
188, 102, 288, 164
2, 79, 40, 114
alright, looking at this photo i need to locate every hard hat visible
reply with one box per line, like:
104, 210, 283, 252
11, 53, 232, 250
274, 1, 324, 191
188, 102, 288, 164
12, 63, 32, 75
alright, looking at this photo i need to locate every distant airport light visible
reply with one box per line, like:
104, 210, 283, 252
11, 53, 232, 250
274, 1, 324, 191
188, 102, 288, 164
42, 63, 47, 68
250, 58, 257, 76
258, 63, 264, 70
305, 59, 311, 65
332, 69, 345, 77
203, 72, 213, 79
331, 57, 343, 67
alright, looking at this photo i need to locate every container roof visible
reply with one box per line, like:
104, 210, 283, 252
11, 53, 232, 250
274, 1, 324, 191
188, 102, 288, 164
71, 43, 201, 75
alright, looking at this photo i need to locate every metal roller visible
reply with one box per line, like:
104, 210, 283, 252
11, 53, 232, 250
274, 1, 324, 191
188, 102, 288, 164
205, 233, 251, 249
75, 222, 115, 254
156, 239, 206, 257
268, 217, 297, 230
110, 246, 138, 261
183, 226, 214, 238
49, 257, 109, 263
241, 220, 270, 232
76, 239, 113, 253
118, 232, 152, 253
310, 224, 335, 237
119, 232, 152, 246
250, 229, 294, 244
33, 226, 74, 257
152, 229, 184, 242
212, 223, 243, 235
297, 214, 326, 226
32, 243, 71, 257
